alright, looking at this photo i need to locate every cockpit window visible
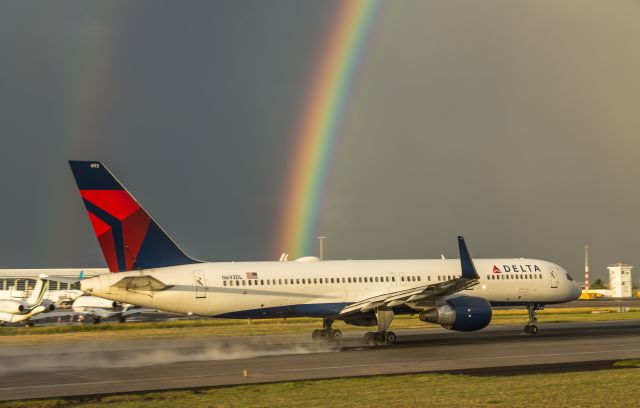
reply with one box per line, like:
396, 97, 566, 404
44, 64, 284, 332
566, 273, 574, 281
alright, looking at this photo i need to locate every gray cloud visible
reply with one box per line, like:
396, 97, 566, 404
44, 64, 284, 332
0, 1, 638, 284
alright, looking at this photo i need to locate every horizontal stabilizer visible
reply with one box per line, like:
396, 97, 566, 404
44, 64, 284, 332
111, 275, 171, 291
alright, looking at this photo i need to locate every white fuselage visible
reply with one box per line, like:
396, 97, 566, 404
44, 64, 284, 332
81, 258, 581, 319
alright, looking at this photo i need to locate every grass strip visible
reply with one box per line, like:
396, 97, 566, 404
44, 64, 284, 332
613, 358, 640, 367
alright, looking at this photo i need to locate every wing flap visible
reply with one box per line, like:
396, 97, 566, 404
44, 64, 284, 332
339, 236, 480, 315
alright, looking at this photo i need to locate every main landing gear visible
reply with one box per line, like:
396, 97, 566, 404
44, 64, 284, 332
524, 304, 543, 334
364, 309, 396, 345
312, 318, 342, 342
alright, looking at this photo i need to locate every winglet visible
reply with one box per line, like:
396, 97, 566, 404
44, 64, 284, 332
458, 236, 479, 280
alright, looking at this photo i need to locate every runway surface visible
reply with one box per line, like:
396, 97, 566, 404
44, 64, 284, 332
1, 319, 639, 401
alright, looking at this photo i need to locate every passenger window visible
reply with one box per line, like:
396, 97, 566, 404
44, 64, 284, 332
358, 277, 362, 283
242, 280, 246, 286
223, 281, 227, 286
392, 277, 395, 282
296, 279, 300, 284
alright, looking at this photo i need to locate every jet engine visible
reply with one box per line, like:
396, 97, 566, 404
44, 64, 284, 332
72, 296, 118, 310
0, 300, 27, 314
41, 300, 56, 312
419, 296, 492, 332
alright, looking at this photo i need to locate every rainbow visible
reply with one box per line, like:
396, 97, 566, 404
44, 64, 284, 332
40, 10, 127, 261
278, 0, 382, 258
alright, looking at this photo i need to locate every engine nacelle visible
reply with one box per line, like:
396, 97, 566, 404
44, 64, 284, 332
419, 296, 492, 332
72, 296, 118, 310
41, 300, 56, 313
0, 300, 26, 314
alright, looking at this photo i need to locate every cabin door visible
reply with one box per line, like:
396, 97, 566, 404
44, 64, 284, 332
549, 267, 559, 288
194, 270, 207, 299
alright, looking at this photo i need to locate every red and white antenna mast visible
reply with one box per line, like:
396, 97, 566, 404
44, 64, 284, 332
584, 244, 589, 290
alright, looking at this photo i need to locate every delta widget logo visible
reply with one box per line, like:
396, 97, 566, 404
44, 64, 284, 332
492, 265, 502, 274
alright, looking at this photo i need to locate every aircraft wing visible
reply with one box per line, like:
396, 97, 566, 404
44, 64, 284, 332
340, 236, 479, 316
110, 275, 172, 291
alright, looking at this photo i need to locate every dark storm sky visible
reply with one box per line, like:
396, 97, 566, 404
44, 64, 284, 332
0, 1, 638, 283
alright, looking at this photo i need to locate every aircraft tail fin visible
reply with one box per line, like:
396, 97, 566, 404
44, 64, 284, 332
69, 161, 200, 272
26, 274, 50, 306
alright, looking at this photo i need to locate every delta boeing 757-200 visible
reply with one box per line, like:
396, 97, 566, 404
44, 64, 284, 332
69, 161, 581, 345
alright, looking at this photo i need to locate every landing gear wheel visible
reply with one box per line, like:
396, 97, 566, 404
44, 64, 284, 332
385, 331, 397, 344
330, 329, 342, 342
312, 329, 321, 340
25, 321, 34, 327
92, 317, 101, 325
119, 316, 127, 323
524, 325, 531, 334
364, 332, 375, 345
373, 331, 387, 345
529, 325, 538, 334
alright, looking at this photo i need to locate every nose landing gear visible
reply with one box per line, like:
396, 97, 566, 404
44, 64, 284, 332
524, 304, 543, 334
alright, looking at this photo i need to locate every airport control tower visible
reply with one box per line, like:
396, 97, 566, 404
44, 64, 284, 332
607, 263, 633, 298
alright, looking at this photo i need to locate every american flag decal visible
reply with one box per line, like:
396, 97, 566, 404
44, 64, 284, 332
246, 272, 258, 279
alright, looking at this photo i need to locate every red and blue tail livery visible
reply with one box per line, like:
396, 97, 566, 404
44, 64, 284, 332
69, 161, 200, 272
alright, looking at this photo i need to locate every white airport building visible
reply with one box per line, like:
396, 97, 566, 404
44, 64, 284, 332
607, 263, 633, 298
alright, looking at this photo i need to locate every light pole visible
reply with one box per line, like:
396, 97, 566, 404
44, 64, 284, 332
584, 244, 589, 290
318, 236, 326, 261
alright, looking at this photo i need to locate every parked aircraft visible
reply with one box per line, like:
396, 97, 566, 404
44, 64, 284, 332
0, 274, 54, 325
0, 269, 137, 325
69, 161, 581, 344
72, 295, 137, 323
